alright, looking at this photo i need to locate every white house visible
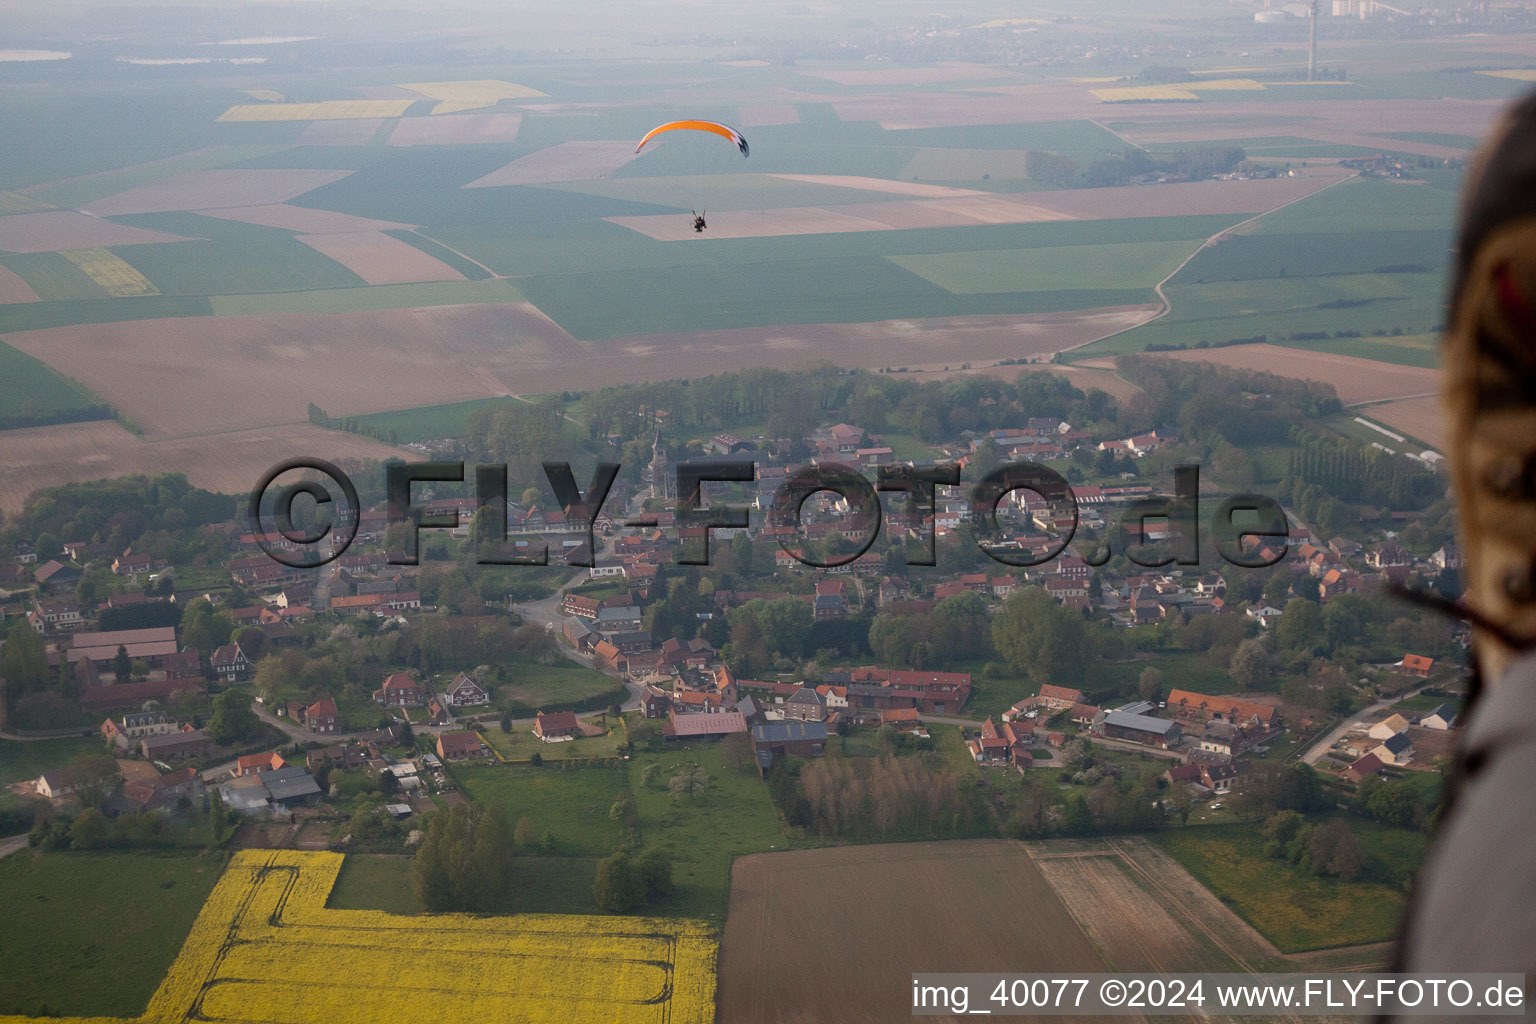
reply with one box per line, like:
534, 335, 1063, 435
1368, 713, 1410, 741
1419, 703, 1458, 731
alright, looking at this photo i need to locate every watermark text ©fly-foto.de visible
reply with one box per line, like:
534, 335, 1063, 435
247, 457, 1291, 572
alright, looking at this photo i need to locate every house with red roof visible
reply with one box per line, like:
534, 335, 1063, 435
373, 671, 426, 708
534, 711, 580, 740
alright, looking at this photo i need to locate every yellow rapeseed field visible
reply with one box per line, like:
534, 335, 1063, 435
240, 89, 287, 102
1184, 77, 1267, 92
1479, 68, 1536, 82
395, 80, 548, 115
0, 851, 717, 1024
1090, 85, 1199, 102
216, 100, 415, 122
61, 248, 158, 298
0, 190, 53, 213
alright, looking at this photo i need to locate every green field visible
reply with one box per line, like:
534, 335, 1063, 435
325, 853, 425, 915
0, 851, 224, 1017
454, 763, 630, 856
343, 397, 526, 443
1156, 818, 1428, 951
625, 740, 786, 919
0, 736, 102, 787
0, 344, 109, 427
0, 251, 108, 301
484, 722, 626, 761
322, 850, 604, 915
108, 212, 369, 296
494, 660, 627, 713
209, 278, 525, 316
890, 238, 1201, 294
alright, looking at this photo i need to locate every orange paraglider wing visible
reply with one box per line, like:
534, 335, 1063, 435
635, 119, 749, 157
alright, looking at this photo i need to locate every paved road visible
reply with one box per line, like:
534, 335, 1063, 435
0, 833, 29, 860
1298, 682, 1438, 765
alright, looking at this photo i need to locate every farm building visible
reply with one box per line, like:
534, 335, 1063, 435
664, 710, 747, 740
752, 720, 827, 770
1368, 713, 1410, 741
1092, 708, 1182, 749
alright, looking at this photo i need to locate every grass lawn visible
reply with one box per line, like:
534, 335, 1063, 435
323, 849, 606, 916
454, 763, 629, 857
494, 660, 626, 713
0, 736, 102, 787
626, 741, 786, 920
0, 850, 224, 1017
1392, 692, 1453, 714
483, 722, 625, 761
1155, 817, 1427, 952
326, 853, 423, 915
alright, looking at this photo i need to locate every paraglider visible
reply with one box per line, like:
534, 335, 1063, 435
635, 120, 749, 233
635, 119, 749, 158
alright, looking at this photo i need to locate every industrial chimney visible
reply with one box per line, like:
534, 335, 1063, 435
1309, 1, 1318, 82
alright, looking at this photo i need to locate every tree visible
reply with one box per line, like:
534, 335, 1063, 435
69, 808, 110, 850
1307, 818, 1365, 880
641, 763, 662, 789
1, 621, 48, 703
721, 730, 754, 772
668, 763, 707, 801
1137, 666, 1164, 703
1275, 598, 1324, 657
593, 850, 643, 912
208, 689, 259, 746
1229, 637, 1276, 690
500, 712, 512, 734
634, 848, 674, 898
514, 816, 537, 850
113, 644, 132, 682
991, 588, 1088, 687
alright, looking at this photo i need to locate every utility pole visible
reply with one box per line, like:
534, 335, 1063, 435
1309, 0, 1319, 82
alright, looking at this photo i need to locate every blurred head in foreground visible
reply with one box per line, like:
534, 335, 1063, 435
1393, 90, 1536, 984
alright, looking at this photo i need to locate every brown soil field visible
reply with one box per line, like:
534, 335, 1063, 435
196, 204, 414, 234
387, 112, 523, 146
1403, 725, 1459, 767
295, 231, 466, 285
1028, 837, 1284, 973
609, 173, 1347, 241
738, 102, 799, 126
608, 195, 1074, 240
717, 840, 1113, 1024
765, 173, 984, 198
1359, 395, 1445, 451
296, 118, 386, 145
6, 303, 1154, 439
0, 419, 413, 515
462, 141, 639, 187
1109, 98, 1505, 148
0, 210, 193, 253
82, 169, 352, 216
1031, 169, 1352, 220
1, 303, 571, 437
1141, 344, 1439, 404
832, 83, 1097, 129
0, 264, 40, 302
